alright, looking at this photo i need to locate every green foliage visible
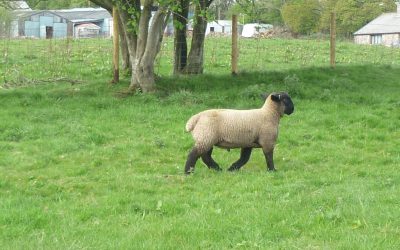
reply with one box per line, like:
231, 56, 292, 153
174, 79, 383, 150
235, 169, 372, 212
229, 0, 284, 24
334, 0, 396, 36
25, 0, 94, 9
318, 0, 337, 33
1, 38, 400, 249
319, 0, 396, 36
283, 74, 304, 98
0, 7, 12, 37
125, 5, 141, 35
281, 0, 321, 35
230, 0, 396, 36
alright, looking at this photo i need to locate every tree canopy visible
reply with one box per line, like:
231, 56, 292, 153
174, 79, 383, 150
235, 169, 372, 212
25, 0, 95, 9
281, 0, 320, 35
285, 0, 397, 36
211, 0, 397, 36
5, 0, 395, 37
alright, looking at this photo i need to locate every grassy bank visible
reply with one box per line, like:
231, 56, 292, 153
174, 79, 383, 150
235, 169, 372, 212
0, 38, 399, 249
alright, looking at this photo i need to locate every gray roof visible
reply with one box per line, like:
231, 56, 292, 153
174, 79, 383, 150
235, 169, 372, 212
354, 13, 400, 35
13, 8, 111, 22
53, 8, 111, 21
15, 10, 58, 18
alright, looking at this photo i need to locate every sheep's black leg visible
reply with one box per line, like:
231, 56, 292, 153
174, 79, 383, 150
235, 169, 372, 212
184, 147, 201, 174
228, 148, 252, 171
201, 147, 222, 171
263, 150, 276, 171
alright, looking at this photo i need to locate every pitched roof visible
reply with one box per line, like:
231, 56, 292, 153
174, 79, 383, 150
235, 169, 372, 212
354, 13, 400, 35
53, 8, 111, 21
75, 23, 101, 29
14, 10, 63, 19
12, 8, 111, 22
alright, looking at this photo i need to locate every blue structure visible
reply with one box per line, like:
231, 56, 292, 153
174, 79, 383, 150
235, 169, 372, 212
13, 8, 111, 39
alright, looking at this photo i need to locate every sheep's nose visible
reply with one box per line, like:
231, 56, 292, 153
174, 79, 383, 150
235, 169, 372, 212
286, 106, 294, 115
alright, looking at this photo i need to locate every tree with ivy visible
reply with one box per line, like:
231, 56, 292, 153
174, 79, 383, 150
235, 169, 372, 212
170, 0, 215, 75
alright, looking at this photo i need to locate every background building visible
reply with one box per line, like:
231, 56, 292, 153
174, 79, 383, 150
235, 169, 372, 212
10, 7, 112, 39
354, 3, 400, 47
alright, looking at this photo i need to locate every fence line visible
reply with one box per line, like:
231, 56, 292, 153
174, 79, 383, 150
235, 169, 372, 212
1, 33, 400, 87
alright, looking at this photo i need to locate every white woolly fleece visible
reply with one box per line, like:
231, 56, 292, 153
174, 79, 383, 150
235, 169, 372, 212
186, 96, 283, 154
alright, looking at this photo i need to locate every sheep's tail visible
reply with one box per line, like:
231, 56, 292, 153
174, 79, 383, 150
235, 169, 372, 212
185, 114, 200, 132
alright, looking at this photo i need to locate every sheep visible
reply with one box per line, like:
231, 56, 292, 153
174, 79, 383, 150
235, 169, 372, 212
184, 92, 294, 174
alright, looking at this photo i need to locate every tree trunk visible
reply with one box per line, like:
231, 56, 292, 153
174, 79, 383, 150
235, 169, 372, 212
89, 0, 171, 93
184, 0, 212, 74
173, 0, 189, 74
129, 1, 152, 91
117, 5, 138, 75
118, 14, 131, 73
129, 4, 169, 92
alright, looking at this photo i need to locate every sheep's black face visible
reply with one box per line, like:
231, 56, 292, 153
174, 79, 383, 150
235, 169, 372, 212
271, 92, 294, 115
282, 95, 294, 115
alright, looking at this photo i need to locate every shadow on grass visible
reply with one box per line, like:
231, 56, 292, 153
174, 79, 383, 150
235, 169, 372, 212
155, 64, 399, 105
1, 64, 398, 105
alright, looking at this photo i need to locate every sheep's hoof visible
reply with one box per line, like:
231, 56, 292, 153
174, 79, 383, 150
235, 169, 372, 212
184, 167, 195, 175
213, 166, 223, 171
227, 165, 240, 171
268, 168, 276, 172
209, 165, 222, 171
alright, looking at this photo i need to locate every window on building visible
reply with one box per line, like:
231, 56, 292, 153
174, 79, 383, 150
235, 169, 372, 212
371, 35, 382, 45
210, 27, 214, 32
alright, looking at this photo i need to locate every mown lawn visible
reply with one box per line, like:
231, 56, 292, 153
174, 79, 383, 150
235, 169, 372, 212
0, 38, 399, 249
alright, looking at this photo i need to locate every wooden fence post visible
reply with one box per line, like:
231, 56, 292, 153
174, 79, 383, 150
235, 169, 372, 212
330, 12, 336, 68
112, 7, 119, 83
232, 14, 238, 75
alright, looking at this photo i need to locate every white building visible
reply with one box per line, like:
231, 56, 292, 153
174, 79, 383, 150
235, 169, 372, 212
206, 20, 233, 35
354, 2, 400, 47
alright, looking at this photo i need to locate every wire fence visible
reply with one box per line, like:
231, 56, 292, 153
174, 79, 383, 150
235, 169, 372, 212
1, 30, 400, 88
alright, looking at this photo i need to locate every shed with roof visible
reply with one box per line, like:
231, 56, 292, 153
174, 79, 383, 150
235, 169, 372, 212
11, 7, 111, 39
354, 3, 400, 47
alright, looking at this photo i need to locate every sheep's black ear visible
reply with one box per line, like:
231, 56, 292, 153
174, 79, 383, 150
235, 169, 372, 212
260, 93, 269, 101
271, 94, 281, 102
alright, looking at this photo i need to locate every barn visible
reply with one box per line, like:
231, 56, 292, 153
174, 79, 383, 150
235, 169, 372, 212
11, 7, 112, 39
13, 10, 70, 38
354, 3, 400, 47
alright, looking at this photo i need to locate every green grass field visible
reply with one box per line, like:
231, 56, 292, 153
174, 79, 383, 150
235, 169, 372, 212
1, 38, 400, 249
